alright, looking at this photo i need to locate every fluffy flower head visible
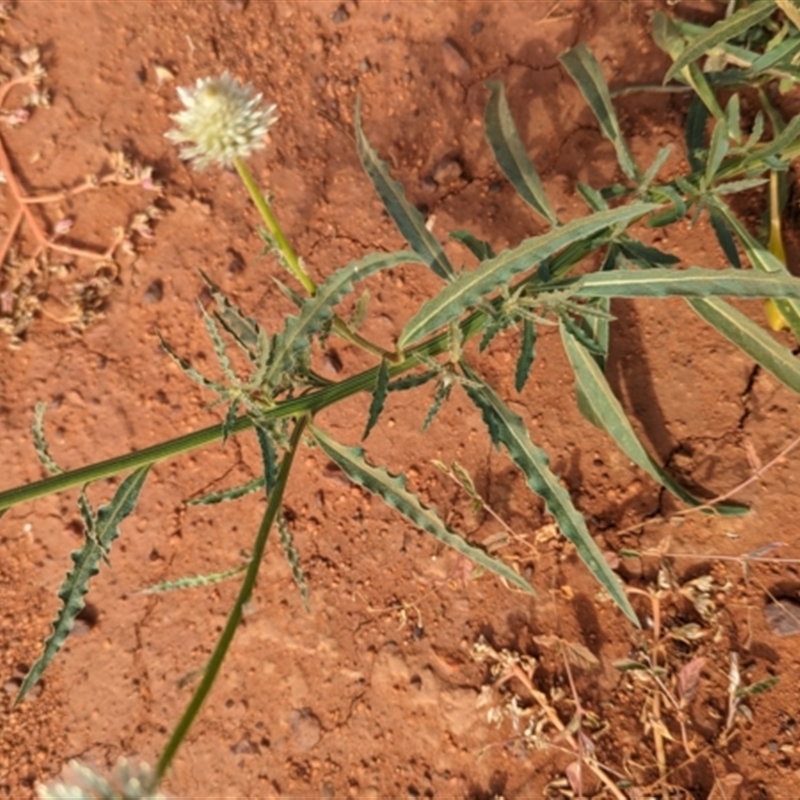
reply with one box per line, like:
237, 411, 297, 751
166, 72, 277, 170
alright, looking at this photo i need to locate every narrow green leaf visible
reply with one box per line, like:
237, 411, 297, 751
32, 403, 62, 476
266, 250, 419, 386
140, 562, 249, 594
652, 11, 725, 120
277, 514, 309, 610
664, 1, 777, 83
572, 267, 800, 299
688, 297, 800, 395
741, 111, 800, 168
159, 335, 226, 394
639, 146, 673, 193
559, 43, 640, 182
310, 425, 533, 593
459, 367, 637, 625
450, 230, 496, 261
199, 270, 261, 357
422, 374, 452, 431
560, 325, 746, 516
515, 319, 536, 392
188, 475, 265, 505
484, 81, 559, 226
709, 206, 742, 268
16, 466, 151, 704
200, 303, 238, 385
255, 424, 279, 493
713, 200, 800, 339
706, 116, 730, 184
222, 396, 242, 444
362, 359, 390, 440
387, 369, 438, 392
355, 99, 454, 281
686, 95, 709, 172
618, 239, 681, 268
399, 204, 659, 349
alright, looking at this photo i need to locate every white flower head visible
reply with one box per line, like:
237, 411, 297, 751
166, 72, 277, 170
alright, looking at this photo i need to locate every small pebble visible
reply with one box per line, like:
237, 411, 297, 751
331, 4, 349, 23
432, 157, 462, 186
143, 279, 163, 304
290, 708, 321, 752
764, 599, 800, 637
442, 38, 471, 79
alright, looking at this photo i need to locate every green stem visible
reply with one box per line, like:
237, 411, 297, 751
153, 416, 307, 785
0, 241, 593, 514
233, 156, 316, 296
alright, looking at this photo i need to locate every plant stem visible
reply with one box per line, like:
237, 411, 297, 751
233, 156, 316, 296
153, 416, 307, 785
0, 246, 594, 513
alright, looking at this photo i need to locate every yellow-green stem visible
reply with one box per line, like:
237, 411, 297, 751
234, 156, 316, 296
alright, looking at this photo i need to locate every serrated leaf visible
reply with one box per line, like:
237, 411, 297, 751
159, 334, 226, 394
561, 324, 746, 516
309, 425, 533, 594
355, 100, 454, 281
459, 367, 637, 626
515, 318, 536, 392
387, 369, 438, 392
140, 562, 249, 594
572, 266, 800, 298
199, 270, 261, 357
709, 206, 742, 269
188, 475, 265, 505
277, 514, 309, 611
16, 465, 150, 704
266, 250, 418, 387
222, 396, 242, 444
32, 403, 62, 476
706, 116, 730, 184
362, 358, 390, 440
664, 1, 777, 83
740, 111, 800, 169
255, 424, 279, 493
399, 204, 659, 349
200, 302, 238, 385
652, 12, 725, 120
618, 238, 681, 268
422, 374, 452, 431
688, 296, 800, 395
686, 95, 709, 172
450, 230, 496, 261
484, 81, 558, 225
559, 43, 640, 182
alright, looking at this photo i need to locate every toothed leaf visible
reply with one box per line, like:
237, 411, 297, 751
355, 99, 455, 281
188, 475, 265, 505
363, 359, 390, 441
141, 562, 249, 594
32, 403, 62, 476
514, 318, 536, 392
310, 425, 533, 593
484, 81, 558, 225
460, 368, 637, 626
560, 324, 746, 516
265, 250, 418, 387
16, 466, 150, 704
399, 204, 658, 349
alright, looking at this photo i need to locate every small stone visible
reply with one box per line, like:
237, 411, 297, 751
143, 279, 163, 304
442, 39, 471, 79
432, 157, 462, 186
290, 708, 321, 752
331, 4, 349, 23
471, 20, 484, 35
230, 735, 259, 755
764, 599, 800, 637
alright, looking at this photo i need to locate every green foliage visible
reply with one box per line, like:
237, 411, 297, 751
16, 466, 150, 703
6, 5, 800, 793
310, 424, 533, 593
